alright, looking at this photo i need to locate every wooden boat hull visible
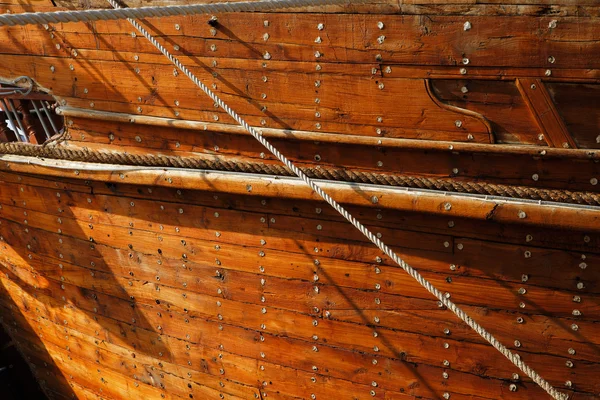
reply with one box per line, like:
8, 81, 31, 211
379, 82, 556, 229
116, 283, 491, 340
0, 162, 597, 399
0, 1, 598, 399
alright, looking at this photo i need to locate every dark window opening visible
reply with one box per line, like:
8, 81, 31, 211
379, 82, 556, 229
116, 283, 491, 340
0, 76, 64, 145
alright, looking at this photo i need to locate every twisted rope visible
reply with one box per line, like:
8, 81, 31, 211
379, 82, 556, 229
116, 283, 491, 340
0, 142, 597, 207
102, 1, 568, 398
0, 0, 349, 27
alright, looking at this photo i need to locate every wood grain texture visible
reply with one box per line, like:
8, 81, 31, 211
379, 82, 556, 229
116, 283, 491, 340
0, 2, 598, 399
516, 79, 577, 149
1, 10, 600, 146
0, 169, 597, 399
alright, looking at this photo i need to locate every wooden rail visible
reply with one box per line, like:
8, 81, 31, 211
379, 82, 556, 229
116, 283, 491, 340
0, 153, 598, 231
58, 107, 600, 160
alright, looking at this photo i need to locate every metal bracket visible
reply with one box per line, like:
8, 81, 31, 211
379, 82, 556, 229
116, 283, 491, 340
0, 76, 33, 97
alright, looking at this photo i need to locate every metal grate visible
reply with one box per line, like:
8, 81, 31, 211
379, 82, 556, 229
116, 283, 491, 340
0, 76, 63, 144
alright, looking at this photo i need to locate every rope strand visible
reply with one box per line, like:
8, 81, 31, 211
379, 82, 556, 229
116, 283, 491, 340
0, 142, 597, 206
0, 0, 349, 27
92, 1, 569, 398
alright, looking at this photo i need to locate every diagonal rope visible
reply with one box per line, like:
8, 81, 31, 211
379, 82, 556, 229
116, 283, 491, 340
106, 1, 567, 398
0, 0, 349, 27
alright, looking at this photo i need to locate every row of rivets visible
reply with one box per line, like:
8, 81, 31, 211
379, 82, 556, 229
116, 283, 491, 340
314, 22, 325, 131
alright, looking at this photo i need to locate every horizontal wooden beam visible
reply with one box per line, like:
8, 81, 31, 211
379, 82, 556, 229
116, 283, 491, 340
0, 153, 598, 231
57, 107, 600, 160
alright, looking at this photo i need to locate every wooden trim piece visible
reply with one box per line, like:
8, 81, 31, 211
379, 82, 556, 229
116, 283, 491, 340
425, 79, 495, 143
516, 78, 578, 149
57, 107, 600, 160
0, 154, 598, 231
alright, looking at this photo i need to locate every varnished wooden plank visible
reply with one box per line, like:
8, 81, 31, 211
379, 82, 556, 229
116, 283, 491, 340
516, 79, 577, 149
1, 209, 598, 324
3, 13, 600, 70
0, 5, 599, 399
1, 154, 598, 231
59, 114, 600, 193
0, 184, 596, 396
1, 170, 597, 254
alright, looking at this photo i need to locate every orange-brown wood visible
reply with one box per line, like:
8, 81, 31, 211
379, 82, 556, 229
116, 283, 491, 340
0, 168, 597, 399
516, 79, 578, 149
0, 2, 599, 400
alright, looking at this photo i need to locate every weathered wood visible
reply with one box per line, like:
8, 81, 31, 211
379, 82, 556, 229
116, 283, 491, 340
2, 11, 600, 146
516, 79, 577, 149
63, 120, 600, 194
0, 183, 598, 299
547, 82, 600, 150
0, 173, 587, 396
58, 106, 600, 160
0, 3, 599, 399
4, 13, 600, 70
1, 154, 599, 231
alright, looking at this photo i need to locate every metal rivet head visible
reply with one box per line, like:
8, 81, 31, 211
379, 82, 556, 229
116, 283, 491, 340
463, 21, 472, 31
549, 20, 557, 29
